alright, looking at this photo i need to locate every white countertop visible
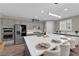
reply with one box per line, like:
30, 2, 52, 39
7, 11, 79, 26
24, 34, 69, 56
27, 30, 42, 34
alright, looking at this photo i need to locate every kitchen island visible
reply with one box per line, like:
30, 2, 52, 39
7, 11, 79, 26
24, 34, 69, 56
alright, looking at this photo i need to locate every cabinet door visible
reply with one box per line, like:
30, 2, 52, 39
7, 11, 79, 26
20, 20, 26, 25
62, 21, 66, 31
8, 19, 14, 28
66, 19, 72, 31
60, 21, 66, 31
59, 21, 63, 30
59, 19, 72, 31
14, 20, 21, 24
64, 20, 66, 31
59, 21, 61, 30
2, 19, 8, 28
2, 19, 14, 28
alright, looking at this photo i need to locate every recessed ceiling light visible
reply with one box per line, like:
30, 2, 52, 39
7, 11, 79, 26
41, 10, 44, 13
49, 12, 61, 18
64, 8, 68, 11
35, 16, 38, 19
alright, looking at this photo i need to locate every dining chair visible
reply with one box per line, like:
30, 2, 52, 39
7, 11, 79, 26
42, 46, 60, 56
60, 42, 70, 56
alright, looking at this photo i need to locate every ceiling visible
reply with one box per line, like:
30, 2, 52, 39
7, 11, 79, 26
0, 3, 79, 21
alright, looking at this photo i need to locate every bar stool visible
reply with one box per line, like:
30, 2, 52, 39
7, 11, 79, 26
60, 42, 70, 56
68, 38, 76, 49
71, 37, 79, 46
42, 46, 60, 56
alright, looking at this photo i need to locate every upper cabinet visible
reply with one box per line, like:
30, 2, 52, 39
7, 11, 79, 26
2, 19, 14, 28
59, 19, 72, 31
66, 19, 72, 31
56, 16, 79, 32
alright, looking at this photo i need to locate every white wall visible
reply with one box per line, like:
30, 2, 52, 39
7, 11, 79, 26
0, 19, 1, 40
45, 21, 55, 34
0, 16, 2, 40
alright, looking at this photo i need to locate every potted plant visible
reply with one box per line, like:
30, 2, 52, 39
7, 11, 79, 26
75, 31, 78, 34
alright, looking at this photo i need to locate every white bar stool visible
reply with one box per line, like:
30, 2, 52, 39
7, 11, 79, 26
68, 38, 76, 49
42, 46, 60, 56
60, 42, 70, 56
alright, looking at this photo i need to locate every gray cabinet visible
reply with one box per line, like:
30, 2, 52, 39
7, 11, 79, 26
66, 19, 72, 31
2, 19, 14, 28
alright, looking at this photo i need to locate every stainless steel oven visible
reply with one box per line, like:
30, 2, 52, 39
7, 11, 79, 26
2, 28, 14, 41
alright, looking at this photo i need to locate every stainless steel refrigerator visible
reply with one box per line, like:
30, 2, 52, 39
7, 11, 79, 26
14, 24, 27, 44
